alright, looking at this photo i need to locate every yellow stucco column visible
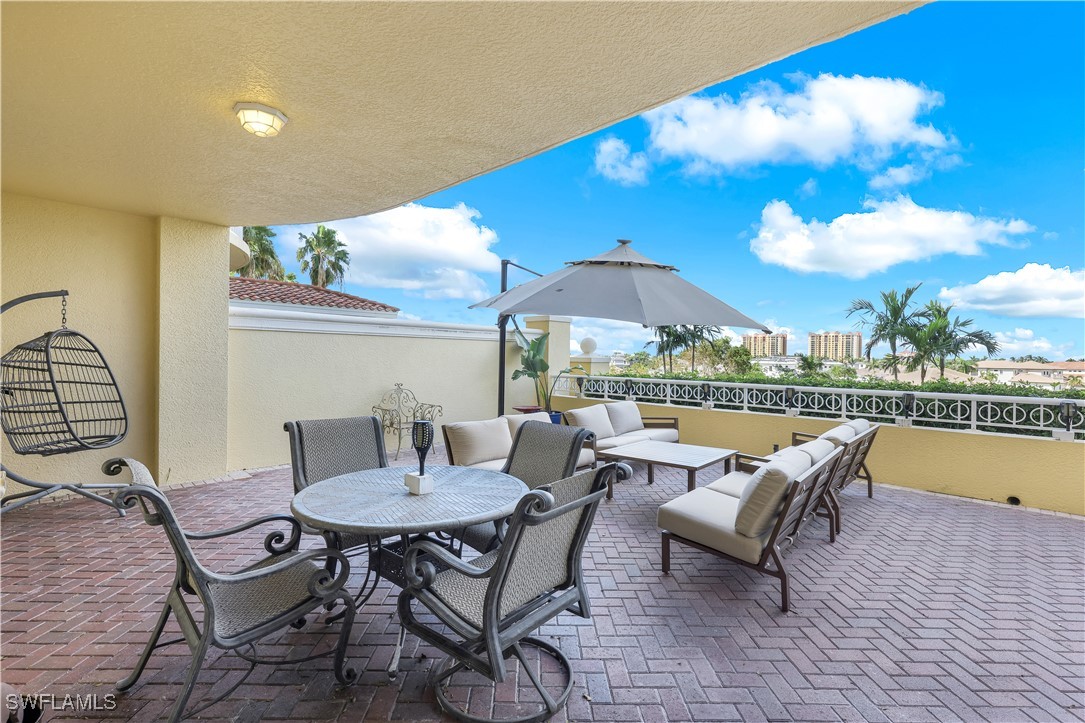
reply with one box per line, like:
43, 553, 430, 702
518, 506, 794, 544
157, 218, 230, 484
524, 315, 571, 376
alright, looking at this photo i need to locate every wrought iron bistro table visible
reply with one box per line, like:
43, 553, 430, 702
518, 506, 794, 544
290, 465, 528, 677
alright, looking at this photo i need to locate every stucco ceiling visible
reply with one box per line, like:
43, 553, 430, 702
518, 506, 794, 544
2, 2, 920, 227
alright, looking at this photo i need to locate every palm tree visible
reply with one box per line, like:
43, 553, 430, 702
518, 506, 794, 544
679, 325, 720, 374
847, 283, 923, 381
296, 225, 350, 288
237, 226, 286, 280
797, 354, 825, 376
920, 301, 1000, 378
647, 326, 682, 373
899, 316, 949, 384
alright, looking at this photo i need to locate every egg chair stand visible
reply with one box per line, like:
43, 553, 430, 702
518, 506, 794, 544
1, 290, 130, 516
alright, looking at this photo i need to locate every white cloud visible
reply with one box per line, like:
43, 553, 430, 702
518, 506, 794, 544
798, 178, 819, 199
594, 137, 649, 186
643, 74, 953, 179
569, 318, 655, 356
292, 203, 500, 301
751, 195, 1033, 278
1042, 231, 1059, 241
939, 263, 1085, 318
869, 163, 929, 190
993, 328, 1066, 357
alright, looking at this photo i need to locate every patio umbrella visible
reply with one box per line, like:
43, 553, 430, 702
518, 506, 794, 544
471, 239, 769, 413
472, 240, 768, 329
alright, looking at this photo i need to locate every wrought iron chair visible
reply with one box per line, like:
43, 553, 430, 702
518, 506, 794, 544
284, 416, 392, 599
105, 458, 357, 723
399, 463, 626, 723
372, 383, 444, 459
455, 421, 593, 554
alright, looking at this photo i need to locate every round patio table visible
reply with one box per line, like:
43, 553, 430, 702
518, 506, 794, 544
290, 465, 528, 680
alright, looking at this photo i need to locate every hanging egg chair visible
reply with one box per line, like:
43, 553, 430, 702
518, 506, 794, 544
1, 290, 129, 513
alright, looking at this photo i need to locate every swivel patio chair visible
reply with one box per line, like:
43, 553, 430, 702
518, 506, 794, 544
284, 415, 391, 597
105, 458, 357, 723
399, 463, 624, 723
455, 420, 593, 554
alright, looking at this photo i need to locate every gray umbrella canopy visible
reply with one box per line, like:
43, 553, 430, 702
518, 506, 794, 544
471, 240, 768, 330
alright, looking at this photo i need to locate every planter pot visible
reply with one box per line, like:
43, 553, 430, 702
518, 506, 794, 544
512, 405, 544, 414
548, 412, 563, 424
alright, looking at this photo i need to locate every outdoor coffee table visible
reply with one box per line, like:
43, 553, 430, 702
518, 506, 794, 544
596, 440, 737, 496
291, 465, 528, 677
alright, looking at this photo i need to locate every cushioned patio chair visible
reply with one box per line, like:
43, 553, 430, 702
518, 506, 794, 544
442, 412, 596, 470
398, 463, 625, 723
659, 445, 843, 612
791, 419, 880, 534
563, 401, 678, 464
455, 420, 593, 554
106, 458, 357, 723
284, 416, 391, 595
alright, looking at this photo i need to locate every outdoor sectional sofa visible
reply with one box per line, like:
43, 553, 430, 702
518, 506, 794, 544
442, 412, 596, 470
658, 418, 879, 611
562, 401, 679, 461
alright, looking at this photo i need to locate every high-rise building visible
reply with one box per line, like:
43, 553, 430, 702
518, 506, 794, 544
742, 333, 788, 358
808, 331, 862, 361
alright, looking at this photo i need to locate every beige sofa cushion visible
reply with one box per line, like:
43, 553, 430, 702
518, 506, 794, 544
595, 432, 650, 451
564, 405, 616, 440
765, 447, 812, 477
706, 470, 752, 498
606, 401, 645, 436
797, 438, 837, 465
576, 447, 596, 469
734, 463, 793, 538
444, 417, 513, 467
820, 424, 856, 446
658, 489, 766, 564
845, 418, 871, 433
465, 458, 507, 471
641, 426, 679, 443
503, 411, 551, 435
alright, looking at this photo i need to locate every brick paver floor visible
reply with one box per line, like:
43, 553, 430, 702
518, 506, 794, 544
2, 448, 1083, 722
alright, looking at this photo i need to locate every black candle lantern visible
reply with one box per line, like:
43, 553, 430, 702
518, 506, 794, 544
412, 420, 434, 475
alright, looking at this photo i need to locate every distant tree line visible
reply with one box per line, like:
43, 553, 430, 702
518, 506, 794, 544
235, 225, 350, 288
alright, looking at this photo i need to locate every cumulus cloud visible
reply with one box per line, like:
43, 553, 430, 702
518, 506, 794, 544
642, 73, 953, 180
751, 195, 1033, 278
569, 318, 655, 355
869, 163, 929, 190
939, 263, 1085, 318
992, 328, 1065, 357
594, 137, 649, 186
292, 203, 500, 301
797, 178, 819, 199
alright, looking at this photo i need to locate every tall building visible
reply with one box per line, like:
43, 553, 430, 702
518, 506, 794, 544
808, 331, 862, 361
742, 333, 788, 358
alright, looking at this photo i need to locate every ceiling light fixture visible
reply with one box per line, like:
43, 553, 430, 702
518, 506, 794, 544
233, 102, 288, 137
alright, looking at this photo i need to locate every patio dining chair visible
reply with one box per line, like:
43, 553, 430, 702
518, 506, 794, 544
105, 457, 357, 723
454, 420, 593, 554
398, 463, 623, 723
284, 415, 391, 591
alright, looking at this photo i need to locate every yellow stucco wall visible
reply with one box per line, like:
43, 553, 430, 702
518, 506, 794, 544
1, 192, 159, 484
226, 327, 534, 470
552, 396, 1085, 515
157, 218, 230, 485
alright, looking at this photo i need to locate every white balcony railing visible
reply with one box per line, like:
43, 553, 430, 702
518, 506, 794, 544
552, 375, 1084, 441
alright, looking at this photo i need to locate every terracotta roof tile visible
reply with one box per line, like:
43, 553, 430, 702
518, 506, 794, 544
229, 277, 398, 313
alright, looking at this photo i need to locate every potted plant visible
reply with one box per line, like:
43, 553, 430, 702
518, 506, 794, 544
512, 327, 584, 423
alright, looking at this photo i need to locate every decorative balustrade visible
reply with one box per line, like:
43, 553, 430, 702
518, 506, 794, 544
552, 375, 1084, 441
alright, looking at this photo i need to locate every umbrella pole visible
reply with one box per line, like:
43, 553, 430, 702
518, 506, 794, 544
498, 314, 509, 416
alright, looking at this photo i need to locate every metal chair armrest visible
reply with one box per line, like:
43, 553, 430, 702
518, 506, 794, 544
211, 548, 349, 584
184, 514, 303, 555
403, 539, 496, 590
642, 416, 679, 430
735, 453, 772, 474
791, 431, 819, 445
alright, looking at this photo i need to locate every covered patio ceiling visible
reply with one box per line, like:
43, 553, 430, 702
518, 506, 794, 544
2, 1, 920, 227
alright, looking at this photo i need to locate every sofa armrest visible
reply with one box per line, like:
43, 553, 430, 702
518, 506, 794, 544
791, 431, 819, 446
642, 416, 679, 433
735, 452, 771, 474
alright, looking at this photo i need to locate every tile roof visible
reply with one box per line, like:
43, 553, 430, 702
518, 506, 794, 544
229, 277, 398, 313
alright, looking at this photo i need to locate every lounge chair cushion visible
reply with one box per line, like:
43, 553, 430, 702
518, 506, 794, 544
734, 463, 794, 538
595, 432, 651, 451
564, 405, 616, 441
797, 439, 837, 465
444, 417, 513, 467
658, 489, 766, 564
606, 401, 646, 436
640, 426, 680, 443
503, 412, 552, 434
820, 424, 856, 446
765, 447, 813, 477
845, 418, 871, 433
706, 470, 752, 498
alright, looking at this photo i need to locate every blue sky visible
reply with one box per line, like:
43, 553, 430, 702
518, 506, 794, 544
272, 2, 1084, 360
